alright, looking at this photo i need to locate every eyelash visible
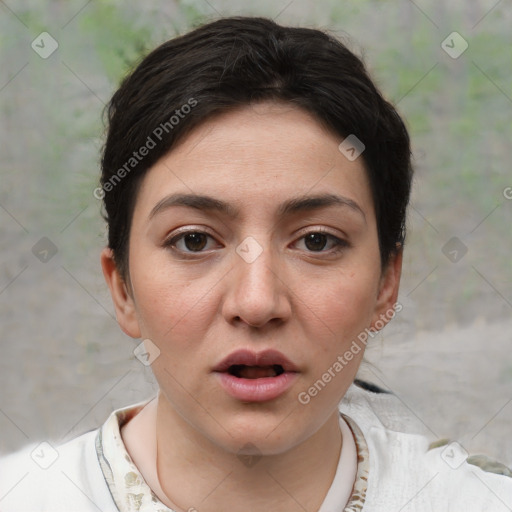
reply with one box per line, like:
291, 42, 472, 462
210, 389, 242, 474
163, 228, 349, 257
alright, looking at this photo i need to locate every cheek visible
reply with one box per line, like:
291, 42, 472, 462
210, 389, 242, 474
301, 266, 380, 347
129, 247, 219, 347
134, 275, 206, 337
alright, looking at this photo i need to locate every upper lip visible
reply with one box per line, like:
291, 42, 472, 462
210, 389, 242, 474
213, 349, 299, 372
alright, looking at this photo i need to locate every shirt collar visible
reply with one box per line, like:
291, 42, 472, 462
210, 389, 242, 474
95, 399, 369, 512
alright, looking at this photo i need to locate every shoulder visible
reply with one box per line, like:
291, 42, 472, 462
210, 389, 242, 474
365, 423, 512, 510
341, 380, 512, 510
0, 429, 116, 512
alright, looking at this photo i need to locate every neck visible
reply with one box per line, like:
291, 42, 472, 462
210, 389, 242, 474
153, 394, 343, 512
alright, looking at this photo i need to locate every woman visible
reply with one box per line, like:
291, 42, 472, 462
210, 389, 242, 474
1, 16, 510, 512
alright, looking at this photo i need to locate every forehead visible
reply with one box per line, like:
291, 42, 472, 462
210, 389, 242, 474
133, 102, 375, 223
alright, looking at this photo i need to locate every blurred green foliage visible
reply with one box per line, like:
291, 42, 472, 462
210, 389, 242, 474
79, 3, 155, 84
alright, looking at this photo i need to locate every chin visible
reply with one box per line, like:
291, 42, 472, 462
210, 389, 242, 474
210, 408, 308, 455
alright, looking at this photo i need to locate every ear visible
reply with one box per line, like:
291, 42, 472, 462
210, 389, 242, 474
100, 247, 141, 338
369, 246, 403, 332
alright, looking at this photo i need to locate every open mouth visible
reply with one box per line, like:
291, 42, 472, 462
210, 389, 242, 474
227, 364, 285, 379
214, 349, 299, 401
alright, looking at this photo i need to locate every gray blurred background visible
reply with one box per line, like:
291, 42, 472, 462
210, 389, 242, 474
1, 0, 511, 466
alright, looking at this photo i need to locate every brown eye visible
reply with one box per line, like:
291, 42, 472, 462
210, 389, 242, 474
165, 231, 216, 253
296, 231, 348, 254
304, 232, 329, 252
182, 233, 209, 251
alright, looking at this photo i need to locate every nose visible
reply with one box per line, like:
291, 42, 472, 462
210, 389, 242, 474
221, 236, 292, 329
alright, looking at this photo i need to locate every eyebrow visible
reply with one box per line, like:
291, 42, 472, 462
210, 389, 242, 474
149, 192, 366, 223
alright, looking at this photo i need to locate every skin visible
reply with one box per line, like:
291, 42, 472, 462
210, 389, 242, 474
102, 101, 402, 512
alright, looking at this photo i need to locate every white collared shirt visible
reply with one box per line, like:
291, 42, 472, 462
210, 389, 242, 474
1, 383, 511, 511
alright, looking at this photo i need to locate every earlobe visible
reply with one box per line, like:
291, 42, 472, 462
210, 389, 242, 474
370, 247, 403, 332
100, 248, 141, 338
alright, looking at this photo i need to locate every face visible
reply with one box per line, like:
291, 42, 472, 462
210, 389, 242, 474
102, 101, 401, 456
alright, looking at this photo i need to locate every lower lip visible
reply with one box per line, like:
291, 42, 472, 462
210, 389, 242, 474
215, 371, 299, 402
